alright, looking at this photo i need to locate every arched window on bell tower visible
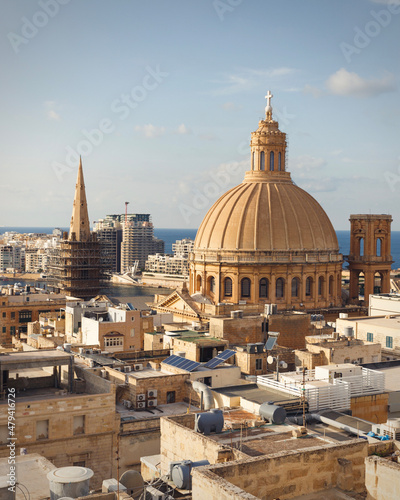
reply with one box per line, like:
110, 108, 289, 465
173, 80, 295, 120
270, 151, 274, 171
260, 152, 265, 171
278, 152, 282, 171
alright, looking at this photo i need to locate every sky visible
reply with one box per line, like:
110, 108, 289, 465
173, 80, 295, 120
1, 0, 399, 230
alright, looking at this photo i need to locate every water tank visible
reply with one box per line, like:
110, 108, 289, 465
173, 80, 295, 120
47, 466, 93, 500
194, 409, 224, 435
259, 403, 287, 425
344, 326, 354, 338
170, 460, 210, 490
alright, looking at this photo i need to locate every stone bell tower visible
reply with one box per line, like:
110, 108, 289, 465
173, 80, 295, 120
348, 214, 393, 307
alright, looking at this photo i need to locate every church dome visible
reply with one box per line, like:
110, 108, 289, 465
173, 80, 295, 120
194, 91, 338, 254
195, 172, 338, 253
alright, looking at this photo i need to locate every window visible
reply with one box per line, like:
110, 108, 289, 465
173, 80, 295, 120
255, 359, 262, 370
0, 425, 8, 444
11, 312, 15, 320
306, 277, 313, 297
367, 332, 373, 342
259, 278, 268, 298
130, 328, 135, 337
196, 275, 202, 292
291, 278, 299, 298
131, 316, 135, 322
376, 238, 382, 257
260, 151, 265, 171
276, 278, 285, 298
73, 461, 86, 467
318, 276, 324, 297
329, 276, 334, 295
209, 276, 216, 294
167, 391, 176, 404
359, 237, 364, 257
241, 278, 251, 298
73, 415, 85, 435
278, 152, 282, 171
224, 277, 232, 297
36, 420, 49, 440
386, 336, 393, 349
19, 310, 32, 323
2, 327, 5, 334
10, 326, 15, 336
270, 151, 274, 171
104, 337, 123, 347
2, 312, 5, 318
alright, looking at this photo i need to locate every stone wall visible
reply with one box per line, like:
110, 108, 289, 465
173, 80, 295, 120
351, 393, 389, 424
160, 414, 245, 476
192, 439, 368, 500
0, 388, 119, 489
210, 316, 264, 345
268, 313, 311, 350
365, 455, 400, 500
120, 417, 161, 473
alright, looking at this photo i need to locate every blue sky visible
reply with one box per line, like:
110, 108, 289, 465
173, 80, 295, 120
1, 0, 399, 230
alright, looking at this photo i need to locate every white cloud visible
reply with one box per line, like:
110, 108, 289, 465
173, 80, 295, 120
176, 123, 191, 135
222, 101, 241, 111
325, 68, 396, 97
211, 67, 296, 95
44, 100, 61, 121
291, 155, 327, 172
303, 84, 324, 98
134, 124, 166, 138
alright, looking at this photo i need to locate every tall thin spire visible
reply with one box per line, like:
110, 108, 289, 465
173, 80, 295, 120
69, 157, 91, 242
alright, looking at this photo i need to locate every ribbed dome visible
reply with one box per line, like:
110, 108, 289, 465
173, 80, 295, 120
194, 173, 339, 252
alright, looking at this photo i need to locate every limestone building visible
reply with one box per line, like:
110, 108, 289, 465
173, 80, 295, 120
48, 159, 103, 299
189, 92, 343, 310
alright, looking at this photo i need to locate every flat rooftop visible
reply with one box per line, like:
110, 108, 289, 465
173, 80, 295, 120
0, 349, 71, 368
213, 383, 300, 405
118, 402, 199, 421
339, 315, 400, 329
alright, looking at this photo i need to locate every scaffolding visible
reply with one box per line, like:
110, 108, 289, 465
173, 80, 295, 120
47, 235, 104, 299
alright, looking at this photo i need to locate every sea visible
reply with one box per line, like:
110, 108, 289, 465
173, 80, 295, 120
0, 227, 399, 298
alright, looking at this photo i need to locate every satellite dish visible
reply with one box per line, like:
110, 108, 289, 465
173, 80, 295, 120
119, 470, 145, 499
267, 356, 274, 365
279, 361, 288, 369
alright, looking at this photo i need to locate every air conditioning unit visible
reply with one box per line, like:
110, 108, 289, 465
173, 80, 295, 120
146, 486, 168, 500
137, 394, 146, 402
124, 366, 132, 372
124, 400, 132, 409
147, 389, 158, 398
148, 399, 157, 407
134, 364, 144, 371
137, 401, 146, 409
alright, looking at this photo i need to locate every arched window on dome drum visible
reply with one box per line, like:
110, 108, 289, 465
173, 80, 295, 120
318, 276, 324, 297
241, 278, 251, 298
259, 278, 268, 298
329, 275, 334, 296
278, 152, 282, 171
209, 276, 215, 294
196, 275, 201, 292
270, 151, 274, 171
291, 278, 300, 297
276, 278, 285, 299
252, 152, 255, 171
224, 277, 232, 297
260, 152, 265, 171
306, 277, 313, 297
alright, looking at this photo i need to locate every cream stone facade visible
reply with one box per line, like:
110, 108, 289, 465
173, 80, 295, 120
189, 95, 342, 311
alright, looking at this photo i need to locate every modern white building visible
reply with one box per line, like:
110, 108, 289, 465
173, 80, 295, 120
369, 293, 400, 316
